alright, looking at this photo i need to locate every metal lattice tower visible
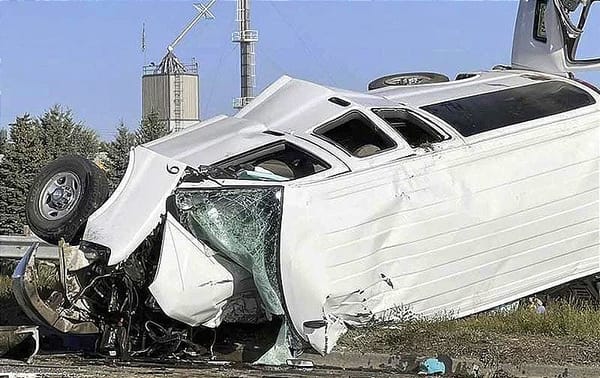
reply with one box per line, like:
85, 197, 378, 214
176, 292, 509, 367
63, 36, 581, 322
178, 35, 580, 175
232, 0, 258, 109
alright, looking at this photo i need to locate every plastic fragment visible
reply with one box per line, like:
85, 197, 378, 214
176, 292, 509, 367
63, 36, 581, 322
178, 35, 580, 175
418, 357, 446, 375
254, 322, 293, 366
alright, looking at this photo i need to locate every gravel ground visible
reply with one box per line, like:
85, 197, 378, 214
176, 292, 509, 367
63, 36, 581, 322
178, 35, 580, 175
339, 324, 600, 367
0, 355, 412, 378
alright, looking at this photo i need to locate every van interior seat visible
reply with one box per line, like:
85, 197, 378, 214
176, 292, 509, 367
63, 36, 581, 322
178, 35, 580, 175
353, 144, 381, 157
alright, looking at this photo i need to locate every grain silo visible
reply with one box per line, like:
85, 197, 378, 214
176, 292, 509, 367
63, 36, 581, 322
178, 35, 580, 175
142, 51, 200, 132
141, 1, 216, 133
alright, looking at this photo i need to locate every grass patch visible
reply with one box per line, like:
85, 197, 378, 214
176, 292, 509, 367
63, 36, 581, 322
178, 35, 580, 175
0, 274, 12, 300
0, 259, 59, 325
339, 303, 600, 365
0, 260, 19, 302
453, 303, 600, 339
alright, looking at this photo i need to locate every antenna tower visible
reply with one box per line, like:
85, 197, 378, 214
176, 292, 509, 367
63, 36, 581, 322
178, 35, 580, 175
232, 0, 258, 109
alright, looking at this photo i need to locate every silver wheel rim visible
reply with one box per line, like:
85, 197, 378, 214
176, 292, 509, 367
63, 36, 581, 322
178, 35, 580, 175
38, 172, 82, 221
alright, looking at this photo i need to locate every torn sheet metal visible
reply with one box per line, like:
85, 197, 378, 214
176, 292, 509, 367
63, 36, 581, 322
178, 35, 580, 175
144, 115, 278, 168
254, 323, 293, 366
279, 114, 599, 353
59, 241, 91, 273
304, 315, 347, 355
12, 244, 98, 334
175, 187, 285, 316
0, 326, 39, 363
149, 214, 258, 328
82, 146, 186, 266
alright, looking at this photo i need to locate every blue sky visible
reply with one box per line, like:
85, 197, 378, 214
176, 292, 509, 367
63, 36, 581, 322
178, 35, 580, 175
0, 0, 598, 140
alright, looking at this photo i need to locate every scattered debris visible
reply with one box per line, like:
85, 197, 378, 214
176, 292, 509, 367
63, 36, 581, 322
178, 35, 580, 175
418, 357, 446, 375
285, 359, 314, 368
528, 297, 546, 315
0, 326, 39, 363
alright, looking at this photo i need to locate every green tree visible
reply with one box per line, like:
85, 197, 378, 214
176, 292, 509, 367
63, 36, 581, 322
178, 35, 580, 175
0, 115, 45, 234
38, 105, 100, 160
136, 111, 168, 145
0, 128, 7, 157
103, 122, 136, 189
0, 106, 102, 234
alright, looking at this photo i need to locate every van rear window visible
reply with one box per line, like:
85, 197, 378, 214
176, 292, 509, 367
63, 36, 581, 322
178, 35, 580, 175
421, 81, 596, 137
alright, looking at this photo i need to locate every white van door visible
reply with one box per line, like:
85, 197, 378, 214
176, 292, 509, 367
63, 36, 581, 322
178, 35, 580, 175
512, 0, 600, 75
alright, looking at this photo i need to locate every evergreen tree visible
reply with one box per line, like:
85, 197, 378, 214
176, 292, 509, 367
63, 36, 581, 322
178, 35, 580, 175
103, 122, 136, 189
0, 115, 45, 234
0, 106, 101, 234
0, 128, 7, 157
38, 105, 101, 160
136, 111, 169, 145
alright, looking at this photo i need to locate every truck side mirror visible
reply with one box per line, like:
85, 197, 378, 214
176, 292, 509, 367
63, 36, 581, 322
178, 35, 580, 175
569, 1, 600, 61
512, 0, 600, 74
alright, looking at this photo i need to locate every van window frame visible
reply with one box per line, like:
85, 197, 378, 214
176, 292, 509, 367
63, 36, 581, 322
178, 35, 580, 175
371, 107, 451, 149
211, 140, 332, 182
312, 110, 398, 158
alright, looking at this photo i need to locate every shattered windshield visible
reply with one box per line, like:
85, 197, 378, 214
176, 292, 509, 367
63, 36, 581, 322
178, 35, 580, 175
211, 142, 330, 182
175, 187, 285, 315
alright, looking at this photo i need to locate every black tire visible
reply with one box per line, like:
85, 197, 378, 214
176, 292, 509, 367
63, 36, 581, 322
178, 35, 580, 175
26, 155, 110, 245
368, 72, 450, 91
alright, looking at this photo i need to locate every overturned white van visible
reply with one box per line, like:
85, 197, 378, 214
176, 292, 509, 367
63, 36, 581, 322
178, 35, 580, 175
13, 0, 600, 362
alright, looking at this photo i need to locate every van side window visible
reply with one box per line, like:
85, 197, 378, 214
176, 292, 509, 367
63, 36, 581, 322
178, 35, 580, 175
373, 108, 446, 148
314, 111, 396, 158
211, 142, 330, 181
421, 81, 596, 137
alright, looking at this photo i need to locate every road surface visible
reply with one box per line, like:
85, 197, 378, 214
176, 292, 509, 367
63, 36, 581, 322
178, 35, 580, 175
0, 354, 414, 378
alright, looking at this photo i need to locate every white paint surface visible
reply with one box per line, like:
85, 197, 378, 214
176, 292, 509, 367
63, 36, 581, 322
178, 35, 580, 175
149, 214, 237, 327
511, 0, 600, 74
82, 146, 185, 265
280, 109, 599, 352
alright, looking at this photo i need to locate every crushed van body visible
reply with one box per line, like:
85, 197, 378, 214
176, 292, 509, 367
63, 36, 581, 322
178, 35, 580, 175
13, 0, 600, 364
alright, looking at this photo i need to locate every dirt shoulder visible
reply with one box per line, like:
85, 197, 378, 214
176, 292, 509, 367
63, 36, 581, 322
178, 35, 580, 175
338, 304, 600, 367
340, 327, 600, 367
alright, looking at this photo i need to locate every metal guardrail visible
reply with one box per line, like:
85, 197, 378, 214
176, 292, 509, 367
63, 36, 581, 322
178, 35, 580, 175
0, 235, 58, 260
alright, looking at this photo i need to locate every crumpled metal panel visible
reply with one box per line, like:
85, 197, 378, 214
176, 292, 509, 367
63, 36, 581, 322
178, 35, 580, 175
82, 146, 186, 266
12, 244, 99, 335
175, 187, 284, 316
149, 214, 257, 328
0, 326, 39, 363
143, 115, 279, 168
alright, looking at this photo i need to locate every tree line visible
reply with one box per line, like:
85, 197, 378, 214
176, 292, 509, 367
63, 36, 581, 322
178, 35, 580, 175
0, 105, 169, 235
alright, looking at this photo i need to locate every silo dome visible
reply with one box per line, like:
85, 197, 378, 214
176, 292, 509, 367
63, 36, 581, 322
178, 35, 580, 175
142, 51, 200, 132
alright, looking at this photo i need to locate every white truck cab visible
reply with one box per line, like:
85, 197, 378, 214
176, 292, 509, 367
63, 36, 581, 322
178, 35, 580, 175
512, 0, 600, 74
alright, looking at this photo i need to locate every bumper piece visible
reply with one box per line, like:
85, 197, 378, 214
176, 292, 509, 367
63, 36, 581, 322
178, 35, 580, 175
12, 243, 99, 334
0, 326, 40, 363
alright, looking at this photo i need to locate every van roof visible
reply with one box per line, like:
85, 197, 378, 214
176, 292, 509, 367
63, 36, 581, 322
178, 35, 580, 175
370, 69, 562, 107
234, 69, 567, 136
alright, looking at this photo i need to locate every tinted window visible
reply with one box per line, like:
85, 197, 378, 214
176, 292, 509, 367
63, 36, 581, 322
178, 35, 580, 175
314, 111, 396, 158
421, 81, 596, 137
373, 108, 446, 148
212, 142, 330, 181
